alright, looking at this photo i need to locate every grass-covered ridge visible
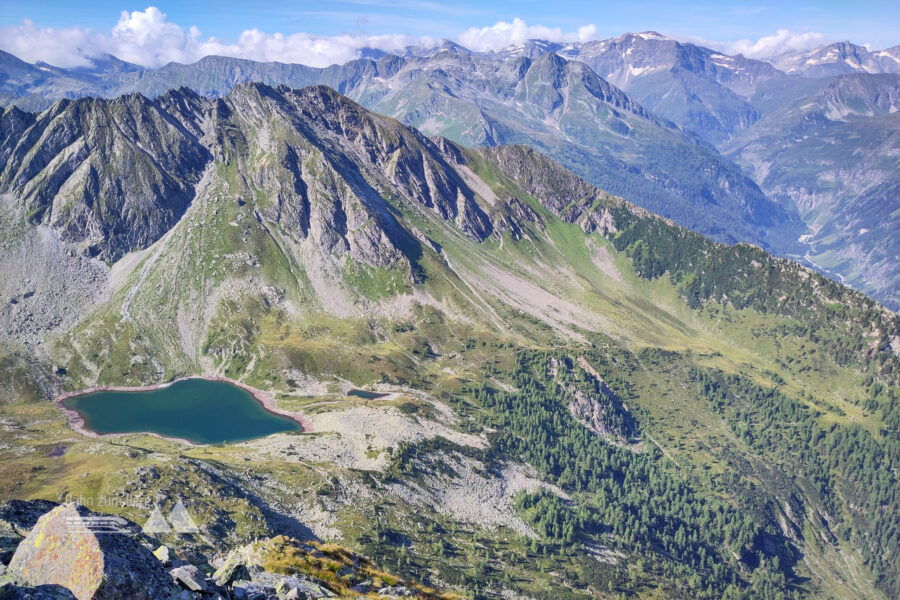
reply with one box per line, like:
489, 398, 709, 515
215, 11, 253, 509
474, 143, 899, 381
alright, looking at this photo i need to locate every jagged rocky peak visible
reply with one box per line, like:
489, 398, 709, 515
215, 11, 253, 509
217, 83, 493, 257
0, 93, 211, 260
213, 83, 419, 270
154, 86, 213, 137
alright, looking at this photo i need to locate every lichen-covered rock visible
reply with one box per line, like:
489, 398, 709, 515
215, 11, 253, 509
377, 585, 416, 598
168, 565, 207, 592
212, 558, 251, 587
6, 504, 178, 600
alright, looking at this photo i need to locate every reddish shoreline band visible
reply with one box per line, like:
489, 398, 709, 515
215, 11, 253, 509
53, 375, 313, 446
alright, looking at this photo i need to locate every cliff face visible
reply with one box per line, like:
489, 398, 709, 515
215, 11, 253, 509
0, 94, 210, 261
0, 84, 502, 270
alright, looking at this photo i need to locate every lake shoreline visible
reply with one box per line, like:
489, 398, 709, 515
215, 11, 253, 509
54, 375, 313, 446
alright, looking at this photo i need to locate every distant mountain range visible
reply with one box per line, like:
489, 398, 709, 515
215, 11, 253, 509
724, 73, 900, 303
0, 33, 897, 309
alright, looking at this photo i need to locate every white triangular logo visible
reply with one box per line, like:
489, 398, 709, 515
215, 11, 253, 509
142, 507, 172, 534
168, 501, 199, 534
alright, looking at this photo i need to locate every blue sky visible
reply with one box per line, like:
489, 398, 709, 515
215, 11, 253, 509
1, 1, 898, 68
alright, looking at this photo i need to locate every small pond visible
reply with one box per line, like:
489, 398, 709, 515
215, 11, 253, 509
347, 389, 389, 400
62, 378, 301, 444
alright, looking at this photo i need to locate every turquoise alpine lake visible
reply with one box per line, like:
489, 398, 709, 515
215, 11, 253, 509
62, 378, 302, 444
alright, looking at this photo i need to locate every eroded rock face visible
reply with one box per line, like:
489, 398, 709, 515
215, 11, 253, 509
7, 504, 177, 600
0, 96, 211, 262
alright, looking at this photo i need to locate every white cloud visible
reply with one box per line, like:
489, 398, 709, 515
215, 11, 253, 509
0, 8, 833, 70
0, 19, 100, 69
728, 29, 827, 58
693, 29, 828, 59
0, 6, 425, 69
458, 18, 598, 52
0, 10, 601, 68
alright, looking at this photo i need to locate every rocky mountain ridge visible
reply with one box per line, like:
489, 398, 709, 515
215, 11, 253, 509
1, 49, 800, 255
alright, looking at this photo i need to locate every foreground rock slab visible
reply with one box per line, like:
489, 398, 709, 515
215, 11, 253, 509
6, 504, 178, 600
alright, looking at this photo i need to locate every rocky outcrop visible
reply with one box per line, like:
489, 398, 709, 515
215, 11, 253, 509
7, 504, 178, 600
563, 356, 637, 445
0, 500, 58, 565
0, 582, 77, 600
0, 95, 211, 261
